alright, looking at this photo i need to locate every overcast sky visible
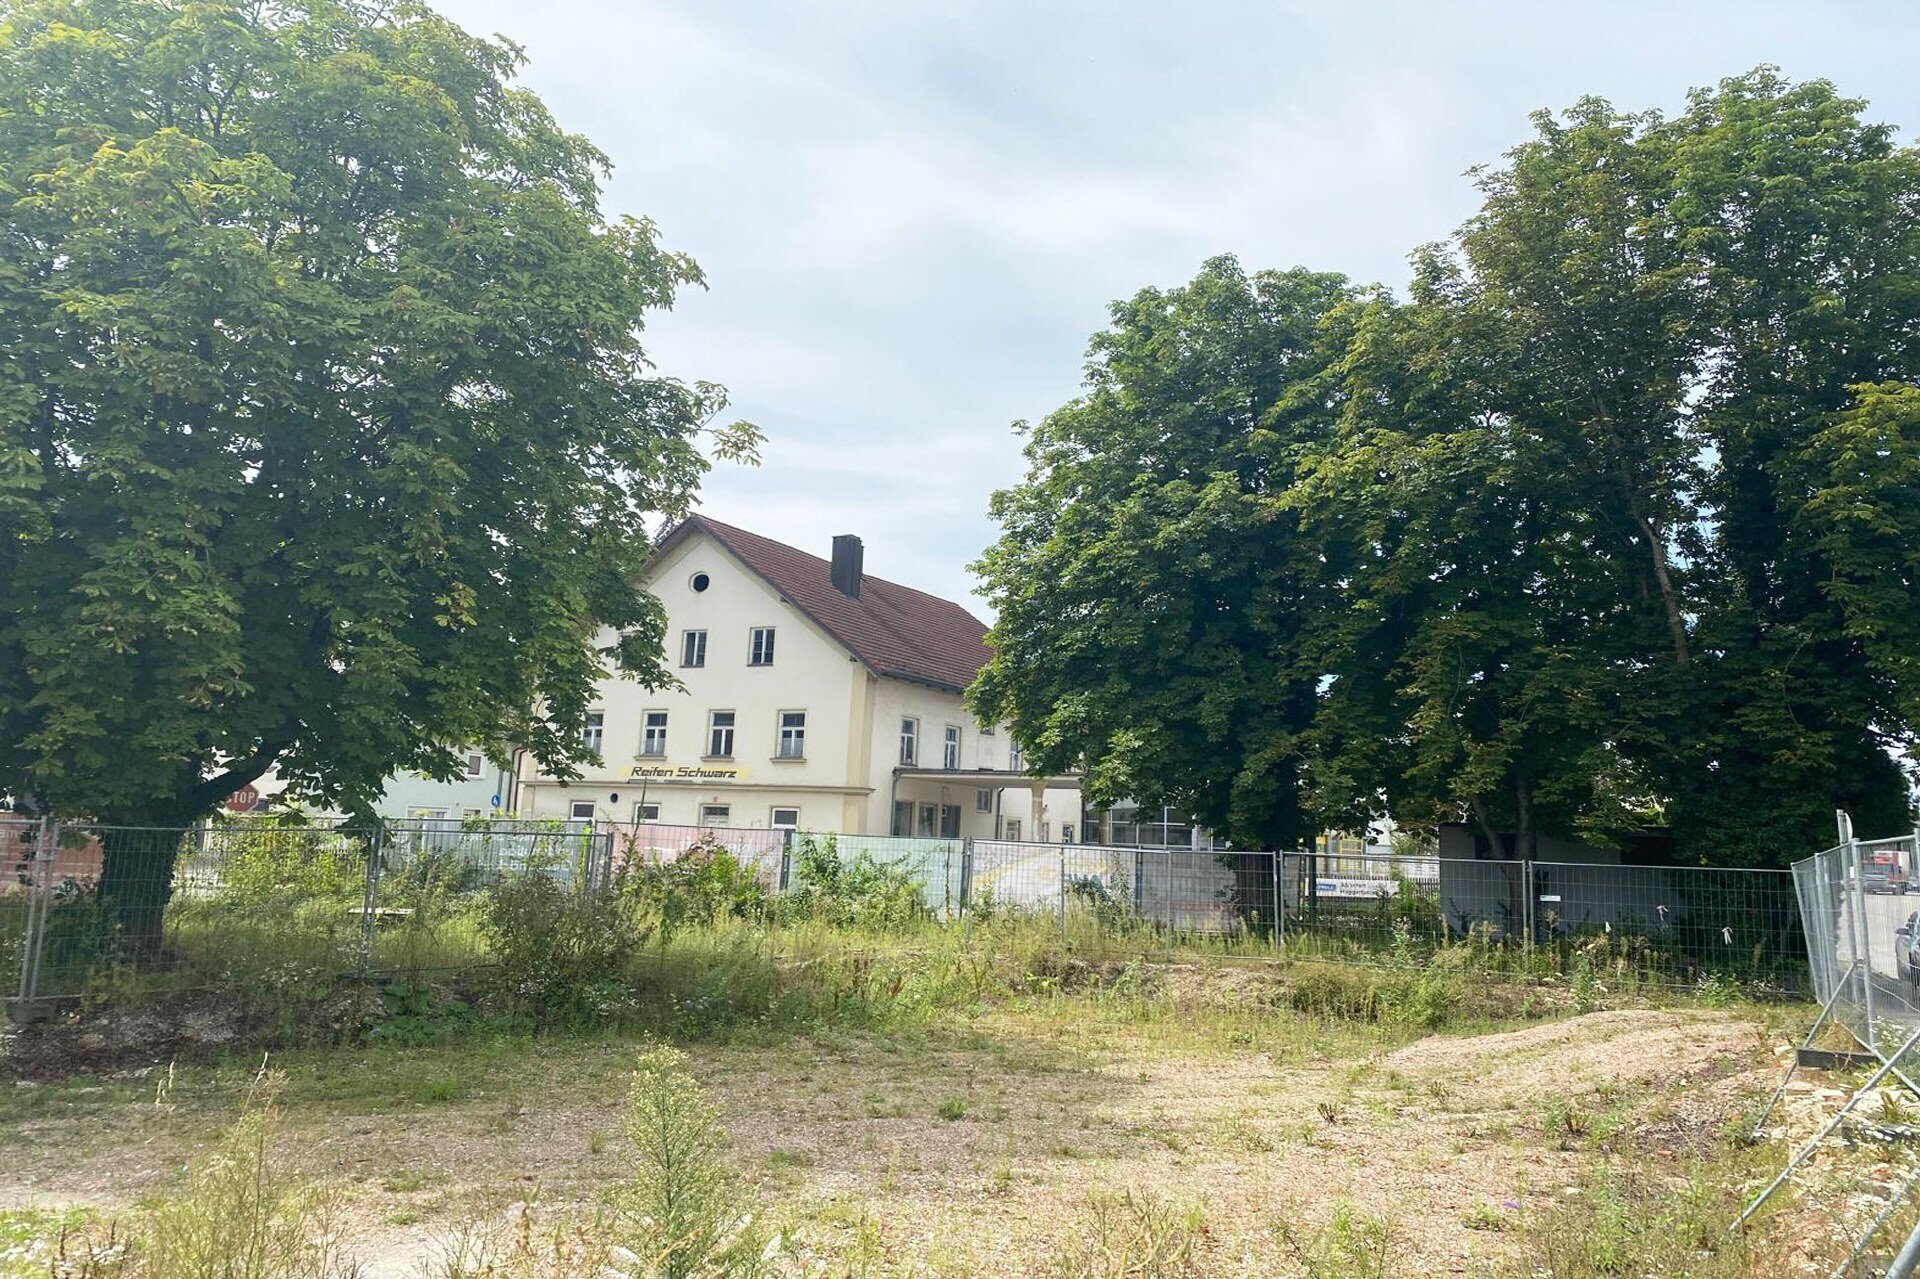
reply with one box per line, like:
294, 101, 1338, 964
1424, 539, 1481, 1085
436, 0, 1920, 613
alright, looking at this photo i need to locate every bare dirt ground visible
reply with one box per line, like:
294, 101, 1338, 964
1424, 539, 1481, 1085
0, 1003, 1785, 1277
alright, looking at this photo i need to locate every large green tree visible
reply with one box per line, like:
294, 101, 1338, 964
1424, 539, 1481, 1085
0, 0, 751, 934
975, 70, 1920, 865
970, 259, 1356, 849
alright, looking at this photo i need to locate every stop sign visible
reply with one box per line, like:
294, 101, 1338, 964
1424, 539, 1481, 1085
226, 784, 260, 812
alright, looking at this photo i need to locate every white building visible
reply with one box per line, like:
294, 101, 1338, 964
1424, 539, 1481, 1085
517, 516, 1079, 839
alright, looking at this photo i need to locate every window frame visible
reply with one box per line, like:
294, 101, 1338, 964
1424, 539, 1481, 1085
569, 800, 598, 821
635, 802, 660, 823
943, 724, 961, 770
770, 806, 800, 832
899, 716, 919, 766
775, 709, 806, 759
464, 752, 485, 779
582, 711, 605, 756
748, 626, 776, 666
975, 788, 993, 813
680, 629, 708, 668
706, 709, 736, 759
698, 803, 731, 828
640, 709, 669, 757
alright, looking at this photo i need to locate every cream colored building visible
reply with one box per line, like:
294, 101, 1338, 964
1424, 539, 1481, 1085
517, 516, 1080, 839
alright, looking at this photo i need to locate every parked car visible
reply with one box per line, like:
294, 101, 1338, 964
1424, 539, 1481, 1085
1865, 850, 1911, 894
1897, 913, 1920, 988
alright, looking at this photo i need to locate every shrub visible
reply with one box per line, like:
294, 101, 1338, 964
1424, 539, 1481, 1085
479, 861, 651, 1021
213, 824, 365, 913
636, 838, 770, 939
782, 835, 928, 930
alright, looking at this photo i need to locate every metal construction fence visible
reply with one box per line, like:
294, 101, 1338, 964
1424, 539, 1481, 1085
1752, 820, 1920, 1276
6, 815, 1810, 1012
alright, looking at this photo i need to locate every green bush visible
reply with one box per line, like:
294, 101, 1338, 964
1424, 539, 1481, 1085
635, 838, 770, 939
479, 861, 651, 1021
781, 835, 928, 930
214, 825, 365, 913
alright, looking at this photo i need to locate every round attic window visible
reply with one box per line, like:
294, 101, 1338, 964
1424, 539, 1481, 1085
690, 572, 711, 593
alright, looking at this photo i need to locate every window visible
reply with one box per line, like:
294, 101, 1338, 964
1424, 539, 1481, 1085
582, 712, 604, 755
706, 710, 735, 758
1061, 824, 1076, 844
892, 801, 913, 837
939, 804, 961, 838
980, 723, 995, 736
899, 717, 919, 766
943, 725, 961, 770
681, 630, 707, 667
698, 804, 730, 828
570, 800, 597, 821
976, 788, 993, 813
749, 627, 776, 666
465, 752, 485, 779
690, 572, 711, 593
770, 807, 800, 832
917, 803, 937, 837
1003, 818, 1022, 842
1008, 740, 1023, 771
776, 710, 806, 758
640, 710, 668, 757
635, 802, 660, 823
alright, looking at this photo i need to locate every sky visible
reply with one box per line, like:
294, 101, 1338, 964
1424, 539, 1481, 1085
435, 0, 1920, 613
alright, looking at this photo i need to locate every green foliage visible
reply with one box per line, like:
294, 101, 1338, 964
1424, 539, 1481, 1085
782, 835, 930, 930
478, 862, 650, 1021
617, 1047, 768, 1279
635, 838, 771, 939
213, 826, 365, 913
0, 0, 747, 843
972, 69, 1920, 866
969, 260, 1359, 849
1277, 1202, 1398, 1279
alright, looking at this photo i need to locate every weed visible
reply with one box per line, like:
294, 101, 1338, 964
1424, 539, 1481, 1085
1277, 1201, 1397, 1279
615, 1047, 768, 1279
936, 1096, 969, 1121
1042, 1190, 1204, 1279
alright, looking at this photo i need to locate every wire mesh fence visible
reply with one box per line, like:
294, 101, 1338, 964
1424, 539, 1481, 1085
7, 814, 1815, 1016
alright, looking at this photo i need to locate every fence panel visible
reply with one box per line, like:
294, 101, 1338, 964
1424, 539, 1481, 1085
1531, 860, 1806, 992
1282, 852, 1453, 956
608, 822, 788, 888
788, 831, 962, 919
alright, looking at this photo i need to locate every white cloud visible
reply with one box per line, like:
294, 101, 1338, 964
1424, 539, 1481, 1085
438, 0, 1920, 610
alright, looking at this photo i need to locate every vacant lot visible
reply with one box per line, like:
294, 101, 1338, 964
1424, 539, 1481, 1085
0, 959, 1856, 1279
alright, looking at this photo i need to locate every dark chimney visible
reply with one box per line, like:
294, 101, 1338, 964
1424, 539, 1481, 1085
830, 534, 863, 599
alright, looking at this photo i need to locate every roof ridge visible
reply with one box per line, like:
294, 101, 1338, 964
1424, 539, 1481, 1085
661, 514, 991, 694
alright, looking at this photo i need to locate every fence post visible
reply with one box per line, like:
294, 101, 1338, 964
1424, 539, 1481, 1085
1521, 860, 1536, 960
958, 837, 972, 920
1270, 851, 1284, 949
779, 828, 793, 893
1847, 827, 1877, 1055
1058, 847, 1068, 940
358, 825, 382, 977
14, 817, 55, 1012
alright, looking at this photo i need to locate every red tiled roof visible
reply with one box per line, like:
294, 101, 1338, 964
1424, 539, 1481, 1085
654, 515, 992, 695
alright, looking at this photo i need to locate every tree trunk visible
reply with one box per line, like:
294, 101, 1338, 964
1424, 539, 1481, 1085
96, 825, 189, 963
91, 743, 288, 963
1632, 509, 1691, 666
